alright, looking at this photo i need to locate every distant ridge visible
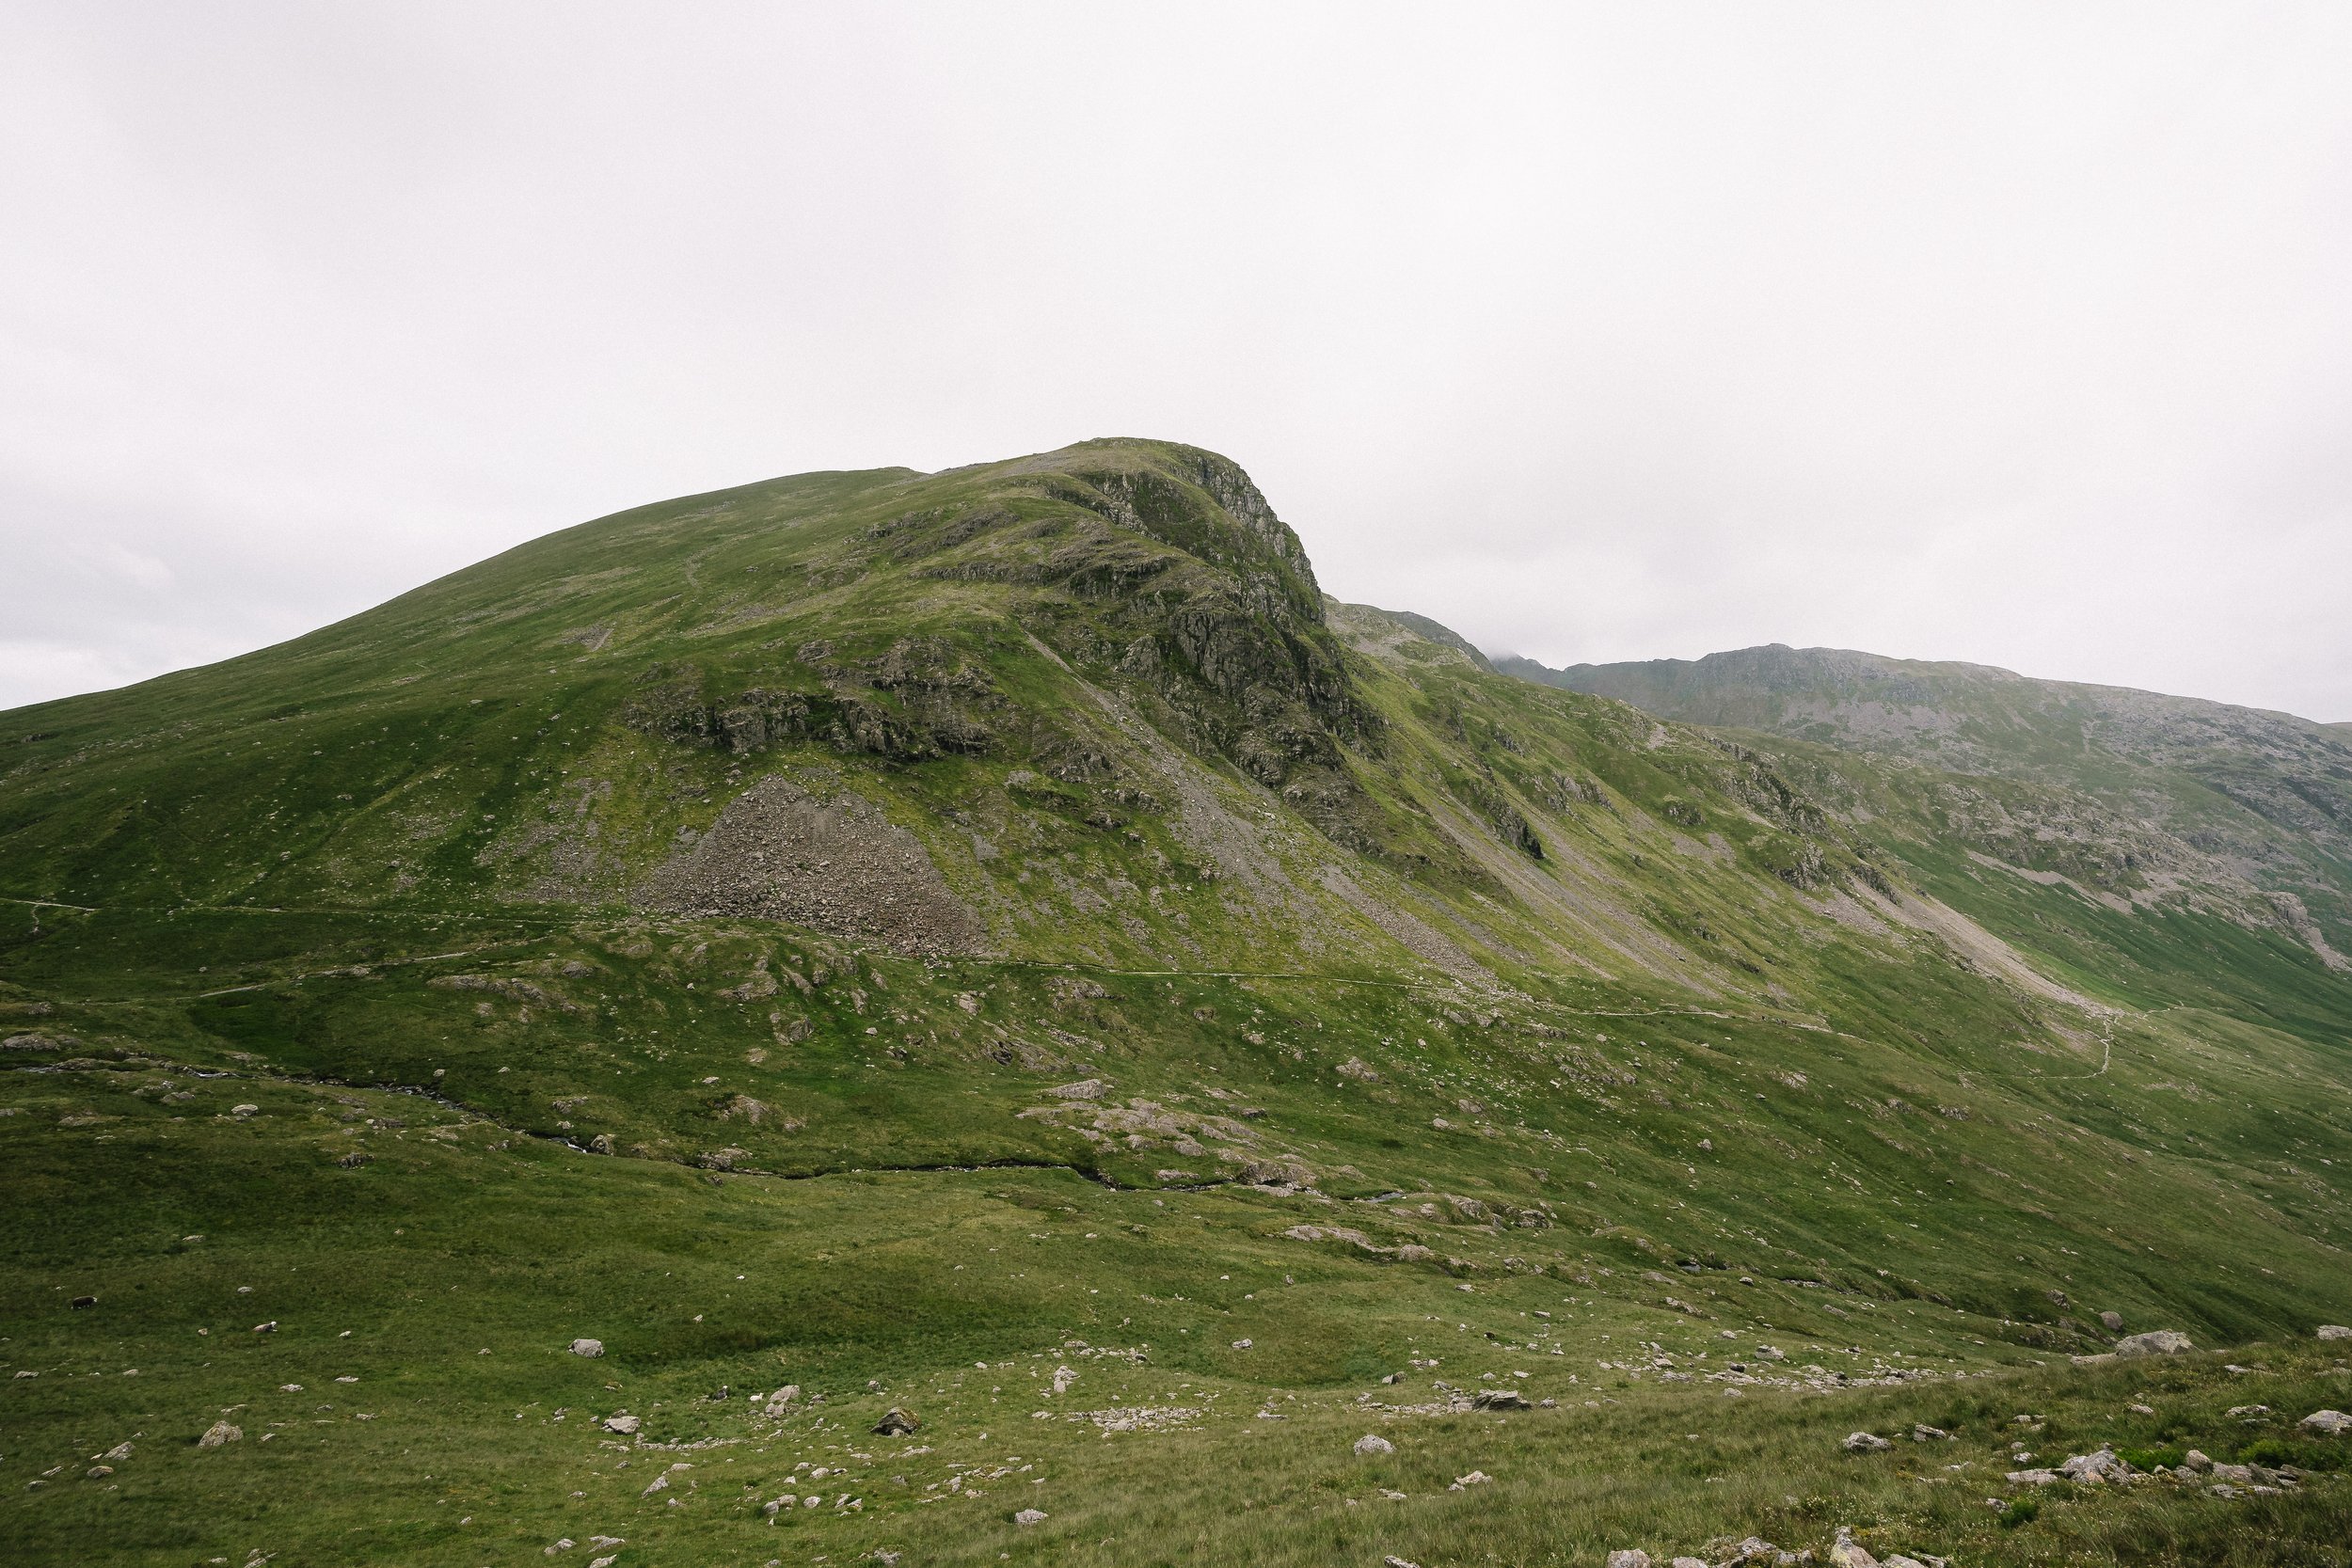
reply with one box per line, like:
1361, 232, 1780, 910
1502, 641, 2352, 972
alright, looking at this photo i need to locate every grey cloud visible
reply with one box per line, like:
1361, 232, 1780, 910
4, 2, 2348, 718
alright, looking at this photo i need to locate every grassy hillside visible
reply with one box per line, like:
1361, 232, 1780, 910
6, 441, 2352, 1565
1503, 646, 2352, 1006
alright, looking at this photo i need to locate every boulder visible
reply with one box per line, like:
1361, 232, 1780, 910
872, 1407, 919, 1435
1353, 1433, 1395, 1455
197, 1420, 241, 1449
1013, 1508, 1047, 1527
1604, 1553, 1651, 1568
2181, 1449, 2214, 1472
2099, 1310, 2124, 1332
1471, 1388, 1532, 1411
1842, 1432, 1893, 1452
1827, 1529, 1879, 1568
2299, 1409, 2352, 1435
2060, 1448, 2130, 1483
601, 1415, 641, 1434
2005, 1468, 2060, 1486
1910, 1424, 1950, 1442
2112, 1330, 2195, 1357
2319, 1324, 2352, 1341
764, 1385, 802, 1417
569, 1338, 604, 1357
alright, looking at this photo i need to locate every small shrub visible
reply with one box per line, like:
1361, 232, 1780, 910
2119, 1444, 2185, 1470
1999, 1497, 2042, 1529
2239, 1437, 2344, 1472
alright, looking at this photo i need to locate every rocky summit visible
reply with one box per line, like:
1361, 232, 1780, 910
4, 438, 2351, 1566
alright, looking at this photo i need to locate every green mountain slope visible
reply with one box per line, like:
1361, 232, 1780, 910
6, 442, 2352, 1566
1503, 646, 2352, 1019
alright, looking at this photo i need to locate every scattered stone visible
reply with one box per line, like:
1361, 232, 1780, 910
1910, 1424, 1950, 1442
1045, 1079, 1106, 1101
70, 1295, 95, 1309
1604, 1552, 1650, 1568
1354, 1433, 1395, 1455
569, 1338, 604, 1357
764, 1386, 802, 1417
2299, 1409, 2352, 1435
1827, 1531, 1878, 1568
1842, 1432, 1893, 1452
2182, 1449, 2213, 1472
2113, 1330, 2195, 1357
2098, 1310, 2124, 1332
197, 1420, 242, 1449
2129, 1402, 2155, 1416
1673, 1559, 1710, 1568
1448, 1470, 1491, 1490
2318, 1325, 2352, 1341
2006, 1468, 2061, 1486
601, 1415, 642, 1435
230, 1104, 259, 1117
872, 1408, 919, 1436
99, 1443, 132, 1462
1013, 1508, 1047, 1527
252, 1321, 277, 1334
1471, 1389, 1531, 1411
2059, 1449, 2131, 1484
1232, 1339, 1252, 1351
2228, 1404, 2271, 1420
1384, 1558, 1423, 1568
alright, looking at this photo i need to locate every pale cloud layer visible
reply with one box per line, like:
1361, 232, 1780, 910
5, 4, 2349, 720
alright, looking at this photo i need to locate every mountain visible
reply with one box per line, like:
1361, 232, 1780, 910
1502, 644, 2352, 1021
6, 443, 2352, 1566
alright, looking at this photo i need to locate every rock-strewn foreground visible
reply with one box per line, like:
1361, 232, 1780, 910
3, 438, 2350, 1566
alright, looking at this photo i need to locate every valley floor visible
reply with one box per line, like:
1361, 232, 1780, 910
7, 1052, 2352, 1567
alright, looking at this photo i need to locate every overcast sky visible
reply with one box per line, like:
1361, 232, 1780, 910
6, 4, 2350, 721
